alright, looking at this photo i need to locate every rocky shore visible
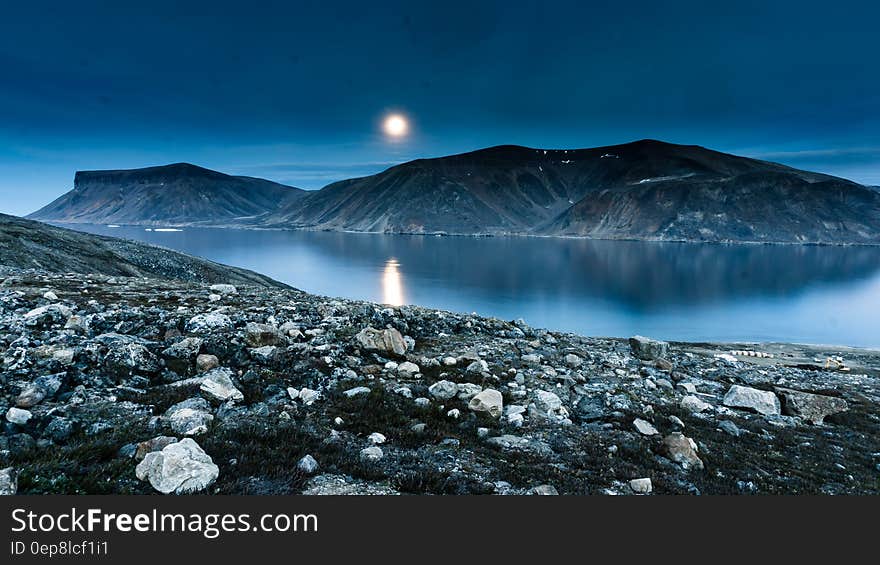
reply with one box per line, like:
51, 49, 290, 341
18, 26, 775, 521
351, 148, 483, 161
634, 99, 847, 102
1, 268, 878, 495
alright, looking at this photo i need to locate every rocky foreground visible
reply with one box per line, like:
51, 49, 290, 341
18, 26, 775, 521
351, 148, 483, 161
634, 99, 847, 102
1, 268, 878, 495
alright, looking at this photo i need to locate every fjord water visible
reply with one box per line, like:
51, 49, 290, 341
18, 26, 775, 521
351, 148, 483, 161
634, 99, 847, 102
73, 225, 880, 347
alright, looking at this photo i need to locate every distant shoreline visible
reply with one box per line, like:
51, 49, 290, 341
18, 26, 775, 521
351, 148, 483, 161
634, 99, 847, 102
41, 218, 880, 247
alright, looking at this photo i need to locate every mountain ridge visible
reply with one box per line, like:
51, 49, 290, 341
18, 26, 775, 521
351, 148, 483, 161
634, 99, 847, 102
29, 162, 306, 226
28, 140, 880, 244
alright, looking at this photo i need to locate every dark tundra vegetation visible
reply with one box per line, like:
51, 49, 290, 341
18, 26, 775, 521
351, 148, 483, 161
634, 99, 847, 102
29, 140, 880, 244
0, 219, 878, 495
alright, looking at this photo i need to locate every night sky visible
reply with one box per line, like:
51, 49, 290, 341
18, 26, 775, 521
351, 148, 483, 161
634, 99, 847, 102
1, 0, 878, 215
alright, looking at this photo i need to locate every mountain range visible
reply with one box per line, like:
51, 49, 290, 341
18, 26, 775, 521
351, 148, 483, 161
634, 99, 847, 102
28, 140, 880, 244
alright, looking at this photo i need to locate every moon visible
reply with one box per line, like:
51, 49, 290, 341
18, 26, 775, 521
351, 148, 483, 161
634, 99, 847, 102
383, 114, 408, 138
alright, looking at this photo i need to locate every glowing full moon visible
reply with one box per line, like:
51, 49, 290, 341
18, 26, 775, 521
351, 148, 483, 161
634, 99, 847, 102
383, 114, 408, 137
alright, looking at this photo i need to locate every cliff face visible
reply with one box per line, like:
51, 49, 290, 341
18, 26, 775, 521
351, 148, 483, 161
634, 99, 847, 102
29, 163, 305, 226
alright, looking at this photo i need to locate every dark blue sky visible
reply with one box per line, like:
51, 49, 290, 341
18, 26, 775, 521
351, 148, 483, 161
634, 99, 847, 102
2, 0, 878, 215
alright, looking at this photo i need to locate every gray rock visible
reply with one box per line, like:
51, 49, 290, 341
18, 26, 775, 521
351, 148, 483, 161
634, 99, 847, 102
135, 438, 219, 494
199, 368, 244, 403
468, 388, 503, 418
633, 418, 659, 436
680, 395, 711, 413
428, 380, 459, 400
397, 361, 420, 378
196, 353, 220, 373
564, 353, 583, 367
776, 387, 848, 425
527, 484, 559, 495
297, 454, 319, 475
629, 478, 652, 494
661, 432, 704, 471
718, 420, 741, 437
135, 436, 179, 461
629, 335, 669, 361
465, 359, 489, 374
531, 390, 569, 421
355, 326, 408, 356
343, 386, 371, 398
45, 417, 74, 442
165, 398, 214, 436
359, 446, 384, 462
5, 407, 32, 426
244, 322, 286, 347
209, 284, 238, 295
0, 467, 17, 495
723, 385, 780, 416
456, 383, 482, 400
186, 312, 233, 334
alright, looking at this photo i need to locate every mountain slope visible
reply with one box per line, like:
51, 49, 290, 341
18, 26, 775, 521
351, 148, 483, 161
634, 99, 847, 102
265, 139, 880, 243
29, 163, 306, 226
0, 214, 287, 287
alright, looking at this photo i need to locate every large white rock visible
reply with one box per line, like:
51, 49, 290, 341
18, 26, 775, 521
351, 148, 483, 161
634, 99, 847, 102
468, 389, 503, 418
199, 368, 244, 403
722, 385, 780, 416
135, 438, 219, 494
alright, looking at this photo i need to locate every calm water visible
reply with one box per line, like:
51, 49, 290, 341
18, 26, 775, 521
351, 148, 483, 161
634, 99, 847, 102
70, 225, 880, 347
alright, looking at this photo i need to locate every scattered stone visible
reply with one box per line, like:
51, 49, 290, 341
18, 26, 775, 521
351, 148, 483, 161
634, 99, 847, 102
428, 380, 459, 400
165, 398, 214, 435
343, 386, 371, 398
209, 284, 237, 295
397, 361, 420, 378
0, 468, 17, 495
299, 388, 321, 405
680, 395, 711, 413
629, 478, 653, 494
527, 484, 559, 495
633, 418, 659, 436
244, 322, 286, 347
135, 436, 179, 461
135, 438, 219, 494
196, 353, 220, 372
531, 390, 569, 421
629, 335, 669, 361
776, 387, 848, 425
297, 455, 319, 475
718, 420, 741, 437
468, 388, 503, 418
661, 432, 704, 471
723, 385, 780, 416
367, 432, 386, 444
355, 326, 408, 356
564, 353, 583, 367
185, 312, 233, 334
5, 407, 32, 426
199, 368, 244, 403
359, 446, 384, 462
